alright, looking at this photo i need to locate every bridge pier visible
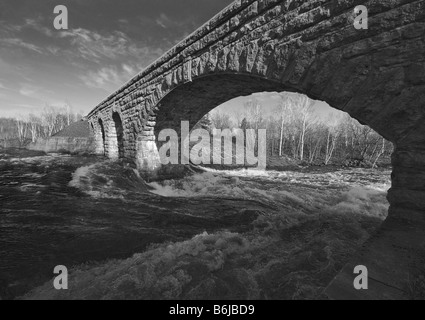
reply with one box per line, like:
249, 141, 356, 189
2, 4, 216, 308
135, 139, 162, 178
93, 119, 106, 156
389, 147, 425, 224
325, 146, 425, 300
106, 130, 119, 160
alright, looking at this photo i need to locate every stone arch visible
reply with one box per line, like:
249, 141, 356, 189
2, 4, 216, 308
136, 66, 393, 174
89, 0, 425, 177
109, 111, 125, 160
95, 118, 106, 156
134, 64, 424, 298
87, 0, 425, 298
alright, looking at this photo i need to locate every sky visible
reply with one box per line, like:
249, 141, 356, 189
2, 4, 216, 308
0, 0, 337, 120
0, 0, 235, 117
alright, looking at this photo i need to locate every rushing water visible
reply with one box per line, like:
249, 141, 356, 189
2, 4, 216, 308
0, 149, 391, 300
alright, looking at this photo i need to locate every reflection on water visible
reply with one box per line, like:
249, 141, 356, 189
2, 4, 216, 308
0, 150, 391, 300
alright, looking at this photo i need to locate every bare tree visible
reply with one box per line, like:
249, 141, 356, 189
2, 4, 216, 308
323, 113, 341, 165
372, 137, 386, 168
276, 94, 294, 157
211, 111, 235, 130
244, 98, 263, 131
0, 122, 5, 148
290, 94, 315, 161
41, 105, 59, 137
27, 114, 41, 143
211, 92, 393, 167
15, 115, 28, 146
63, 103, 73, 127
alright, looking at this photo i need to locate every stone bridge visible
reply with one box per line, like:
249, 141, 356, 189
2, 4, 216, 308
87, 0, 425, 299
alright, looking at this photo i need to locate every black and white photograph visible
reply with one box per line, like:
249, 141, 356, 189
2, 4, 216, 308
0, 0, 424, 304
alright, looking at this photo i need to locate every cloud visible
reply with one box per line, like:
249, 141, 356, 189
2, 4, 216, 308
1, 18, 53, 39
1, 19, 164, 64
0, 38, 43, 54
24, 18, 54, 37
57, 28, 163, 64
156, 13, 169, 29
19, 86, 37, 97
80, 63, 142, 92
0, 0, 226, 117
0, 82, 15, 94
46, 46, 60, 55
59, 29, 127, 61
154, 12, 196, 32
3, 24, 23, 33
18, 83, 55, 104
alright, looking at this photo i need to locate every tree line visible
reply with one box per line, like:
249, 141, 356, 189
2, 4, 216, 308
208, 93, 393, 167
0, 105, 83, 148
1, 94, 393, 167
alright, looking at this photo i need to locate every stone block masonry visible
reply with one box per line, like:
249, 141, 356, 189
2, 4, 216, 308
87, 0, 425, 300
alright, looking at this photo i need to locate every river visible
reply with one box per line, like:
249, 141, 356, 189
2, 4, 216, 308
0, 149, 391, 300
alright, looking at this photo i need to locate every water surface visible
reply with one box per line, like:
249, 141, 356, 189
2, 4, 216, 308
0, 150, 391, 300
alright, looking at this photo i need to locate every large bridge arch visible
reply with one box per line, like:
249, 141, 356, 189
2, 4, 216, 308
87, 0, 425, 299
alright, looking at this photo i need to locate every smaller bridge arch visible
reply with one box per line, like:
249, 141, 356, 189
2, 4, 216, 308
111, 111, 125, 160
92, 118, 106, 156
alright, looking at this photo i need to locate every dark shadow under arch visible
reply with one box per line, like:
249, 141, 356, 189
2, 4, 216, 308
112, 112, 125, 159
98, 118, 106, 156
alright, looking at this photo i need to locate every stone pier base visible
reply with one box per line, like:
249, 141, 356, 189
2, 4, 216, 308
325, 147, 425, 300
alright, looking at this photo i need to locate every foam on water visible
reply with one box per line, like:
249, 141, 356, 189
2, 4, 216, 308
68, 161, 150, 199
14, 159, 392, 300
69, 163, 125, 199
148, 168, 391, 218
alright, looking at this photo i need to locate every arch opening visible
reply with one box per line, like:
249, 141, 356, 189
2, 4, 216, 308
143, 73, 393, 173
152, 73, 392, 143
97, 118, 106, 156
112, 112, 125, 159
